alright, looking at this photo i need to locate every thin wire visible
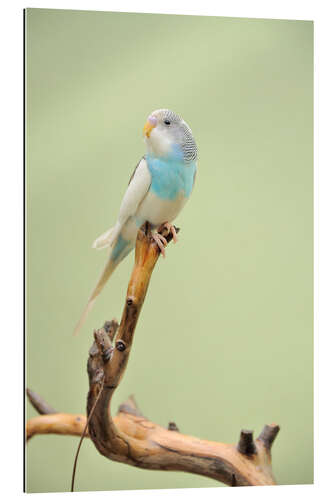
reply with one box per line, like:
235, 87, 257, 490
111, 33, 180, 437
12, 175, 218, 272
70, 377, 105, 492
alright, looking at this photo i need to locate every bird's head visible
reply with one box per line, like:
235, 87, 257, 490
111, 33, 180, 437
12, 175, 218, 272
143, 109, 197, 163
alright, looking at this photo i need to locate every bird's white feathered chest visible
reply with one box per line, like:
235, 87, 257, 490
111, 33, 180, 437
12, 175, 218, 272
137, 190, 187, 226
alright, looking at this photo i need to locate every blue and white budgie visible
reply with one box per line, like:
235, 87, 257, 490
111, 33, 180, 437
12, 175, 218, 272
74, 109, 197, 335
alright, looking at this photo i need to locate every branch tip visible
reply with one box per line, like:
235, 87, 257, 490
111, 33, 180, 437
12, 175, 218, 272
257, 424, 280, 451
168, 422, 179, 432
117, 395, 144, 417
26, 388, 57, 415
103, 319, 119, 341
237, 429, 256, 456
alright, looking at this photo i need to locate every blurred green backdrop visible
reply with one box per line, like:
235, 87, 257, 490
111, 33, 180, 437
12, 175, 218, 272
25, 8, 313, 493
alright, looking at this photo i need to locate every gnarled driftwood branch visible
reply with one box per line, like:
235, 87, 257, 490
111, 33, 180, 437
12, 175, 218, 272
26, 223, 280, 487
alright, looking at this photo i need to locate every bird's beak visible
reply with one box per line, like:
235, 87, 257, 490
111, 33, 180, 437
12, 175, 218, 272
143, 115, 157, 138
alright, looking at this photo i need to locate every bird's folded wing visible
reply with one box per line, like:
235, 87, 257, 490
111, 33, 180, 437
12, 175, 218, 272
92, 157, 151, 250
117, 156, 151, 226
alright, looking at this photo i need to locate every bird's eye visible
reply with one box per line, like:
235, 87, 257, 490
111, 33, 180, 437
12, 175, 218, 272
164, 120, 171, 126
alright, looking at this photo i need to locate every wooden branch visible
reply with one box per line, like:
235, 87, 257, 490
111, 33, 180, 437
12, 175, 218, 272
26, 411, 87, 441
257, 424, 280, 452
26, 223, 281, 487
26, 388, 57, 415
237, 430, 256, 456
26, 391, 280, 486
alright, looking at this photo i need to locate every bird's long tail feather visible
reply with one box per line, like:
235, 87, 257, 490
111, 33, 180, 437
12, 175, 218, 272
73, 253, 118, 336
92, 225, 115, 249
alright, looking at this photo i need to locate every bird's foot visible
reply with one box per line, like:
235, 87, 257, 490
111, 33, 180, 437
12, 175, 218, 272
152, 232, 168, 258
158, 222, 178, 244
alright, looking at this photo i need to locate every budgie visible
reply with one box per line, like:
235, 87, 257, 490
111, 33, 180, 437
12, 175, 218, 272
74, 109, 197, 335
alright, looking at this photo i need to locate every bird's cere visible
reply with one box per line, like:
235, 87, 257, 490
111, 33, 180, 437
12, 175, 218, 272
148, 115, 158, 126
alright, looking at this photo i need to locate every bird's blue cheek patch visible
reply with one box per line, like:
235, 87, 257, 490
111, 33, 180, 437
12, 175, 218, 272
111, 234, 131, 262
147, 153, 196, 201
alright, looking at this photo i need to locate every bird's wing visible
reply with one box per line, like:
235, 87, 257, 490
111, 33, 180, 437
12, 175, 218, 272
92, 156, 151, 249
117, 156, 151, 226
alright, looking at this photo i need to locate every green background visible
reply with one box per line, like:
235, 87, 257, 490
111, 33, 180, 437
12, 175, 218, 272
25, 9, 313, 493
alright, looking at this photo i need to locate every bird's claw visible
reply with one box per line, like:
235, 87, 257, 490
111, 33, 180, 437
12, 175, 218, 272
158, 222, 178, 244
167, 223, 178, 244
152, 232, 168, 258
153, 223, 178, 257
